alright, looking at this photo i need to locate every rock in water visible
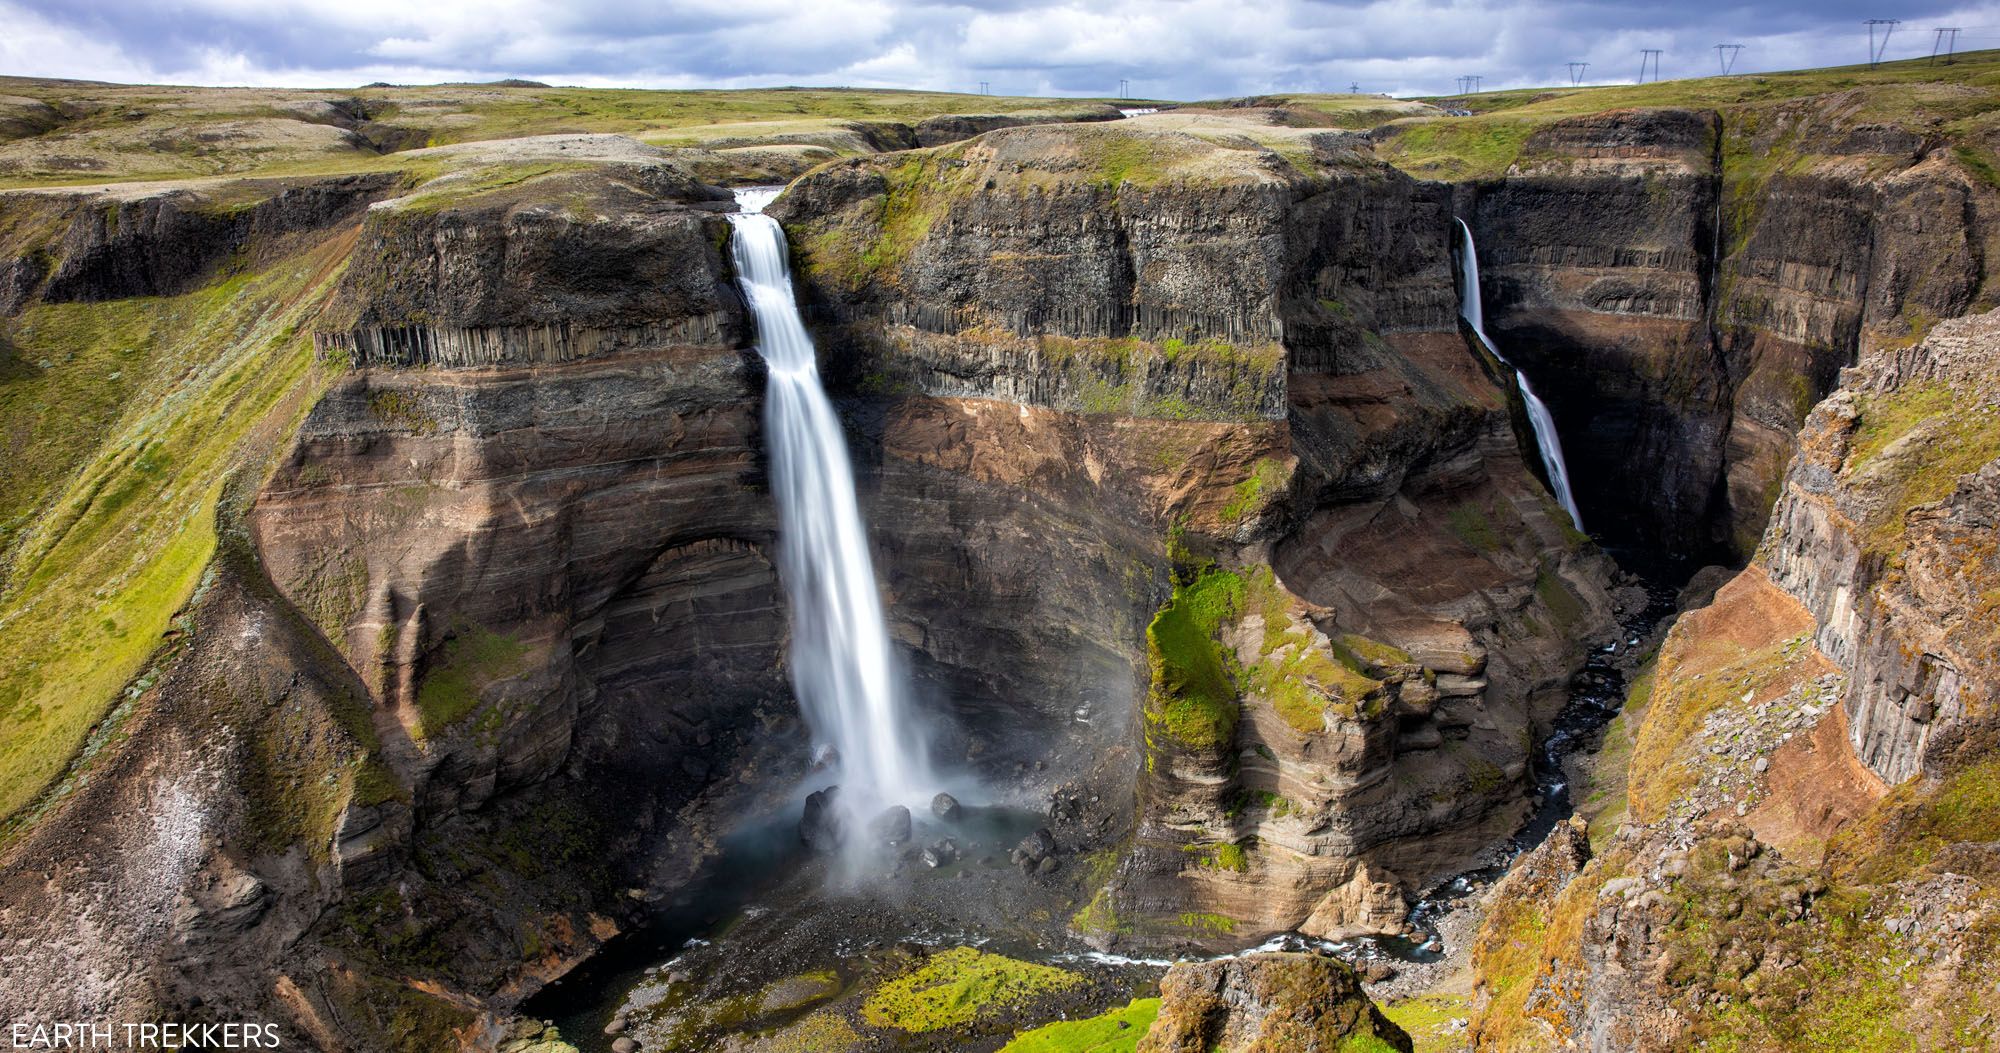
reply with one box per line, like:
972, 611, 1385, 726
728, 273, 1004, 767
931, 792, 962, 822
921, 838, 959, 868
800, 786, 843, 853
868, 805, 913, 845
1137, 952, 1412, 1053
1011, 827, 1057, 870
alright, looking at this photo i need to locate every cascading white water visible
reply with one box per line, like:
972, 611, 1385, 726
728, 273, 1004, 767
1455, 218, 1586, 531
728, 188, 932, 815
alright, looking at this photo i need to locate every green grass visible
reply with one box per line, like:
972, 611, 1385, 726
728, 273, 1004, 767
1383, 993, 1471, 1053
1445, 503, 1501, 552
0, 238, 351, 823
0, 77, 1129, 189
1220, 457, 1287, 523
1145, 566, 1244, 749
861, 948, 1084, 1032
1000, 998, 1161, 1053
411, 625, 533, 739
1847, 384, 2000, 553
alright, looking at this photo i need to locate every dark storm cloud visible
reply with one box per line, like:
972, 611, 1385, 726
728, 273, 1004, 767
4, 0, 1997, 96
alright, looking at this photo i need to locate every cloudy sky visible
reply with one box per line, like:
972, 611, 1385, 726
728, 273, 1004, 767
5, 0, 1999, 99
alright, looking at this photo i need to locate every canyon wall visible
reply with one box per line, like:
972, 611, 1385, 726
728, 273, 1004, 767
1466, 308, 2000, 1050
1461, 100, 1995, 560
776, 122, 1618, 949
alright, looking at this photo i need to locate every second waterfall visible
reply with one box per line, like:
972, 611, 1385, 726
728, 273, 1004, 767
727, 189, 933, 819
1456, 218, 1585, 531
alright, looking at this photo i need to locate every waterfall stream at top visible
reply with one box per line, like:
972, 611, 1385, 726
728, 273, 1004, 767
1455, 218, 1586, 531
726, 187, 933, 823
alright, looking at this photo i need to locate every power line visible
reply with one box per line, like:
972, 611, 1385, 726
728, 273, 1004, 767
1866, 19, 1901, 69
1714, 43, 1745, 76
1639, 49, 1662, 83
1567, 61, 1590, 85
1932, 27, 1962, 65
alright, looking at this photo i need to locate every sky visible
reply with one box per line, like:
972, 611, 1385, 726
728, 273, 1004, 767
5, 0, 2000, 99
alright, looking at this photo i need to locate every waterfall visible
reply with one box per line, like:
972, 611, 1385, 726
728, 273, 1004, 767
728, 188, 932, 815
1455, 219, 1585, 531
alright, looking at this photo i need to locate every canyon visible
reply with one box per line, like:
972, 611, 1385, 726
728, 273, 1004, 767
0, 55, 1995, 1053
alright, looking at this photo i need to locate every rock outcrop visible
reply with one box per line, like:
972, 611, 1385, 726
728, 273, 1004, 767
1139, 952, 1412, 1053
1466, 308, 2000, 1050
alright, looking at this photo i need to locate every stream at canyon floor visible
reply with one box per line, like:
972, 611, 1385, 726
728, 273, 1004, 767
526, 553, 1689, 1051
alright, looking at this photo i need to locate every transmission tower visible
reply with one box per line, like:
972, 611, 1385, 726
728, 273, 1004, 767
1866, 19, 1901, 68
1931, 27, 1962, 65
1639, 49, 1662, 83
1455, 76, 1470, 95
1714, 44, 1744, 75
1567, 62, 1590, 85
1350, 81, 1361, 93
978, 80, 989, 95
1119, 78, 1130, 98
1470, 75, 1483, 92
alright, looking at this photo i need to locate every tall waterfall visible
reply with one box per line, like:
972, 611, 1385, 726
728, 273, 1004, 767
1455, 219, 1585, 531
728, 188, 931, 814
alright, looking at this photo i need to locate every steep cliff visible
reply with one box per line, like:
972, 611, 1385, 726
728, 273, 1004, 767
1465, 309, 2000, 1051
775, 120, 1617, 950
1452, 92, 1998, 561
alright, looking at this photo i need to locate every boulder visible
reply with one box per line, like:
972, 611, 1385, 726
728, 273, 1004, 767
800, 786, 843, 853
868, 805, 913, 845
1137, 952, 1412, 1053
931, 792, 963, 822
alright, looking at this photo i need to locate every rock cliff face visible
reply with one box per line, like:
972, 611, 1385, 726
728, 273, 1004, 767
1461, 102, 1998, 559
776, 121, 1617, 948
1465, 309, 2000, 1051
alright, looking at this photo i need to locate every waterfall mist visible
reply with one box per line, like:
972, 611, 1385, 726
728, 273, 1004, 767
1455, 218, 1586, 531
727, 188, 936, 833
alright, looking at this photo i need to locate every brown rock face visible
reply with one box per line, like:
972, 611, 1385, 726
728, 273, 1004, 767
777, 124, 1616, 948
1461, 103, 1996, 559
1138, 952, 1412, 1053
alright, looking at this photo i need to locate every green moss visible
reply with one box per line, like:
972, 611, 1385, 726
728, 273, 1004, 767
1184, 841, 1249, 872
861, 948, 1084, 1033
1220, 457, 1287, 524
1338, 1037, 1404, 1053
1445, 503, 1501, 553
1534, 569, 1586, 631
411, 625, 532, 740
1071, 886, 1130, 938
1001, 998, 1161, 1053
1175, 911, 1237, 937
1145, 567, 1244, 750
1333, 634, 1413, 672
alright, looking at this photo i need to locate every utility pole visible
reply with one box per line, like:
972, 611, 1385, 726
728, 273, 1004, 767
1350, 81, 1360, 94
1639, 49, 1662, 83
1470, 75, 1483, 92
1118, 78, 1130, 98
978, 80, 989, 95
1455, 76, 1469, 95
1866, 19, 1901, 69
1714, 44, 1744, 76
1931, 27, 1962, 65
1567, 62, 1590, 85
